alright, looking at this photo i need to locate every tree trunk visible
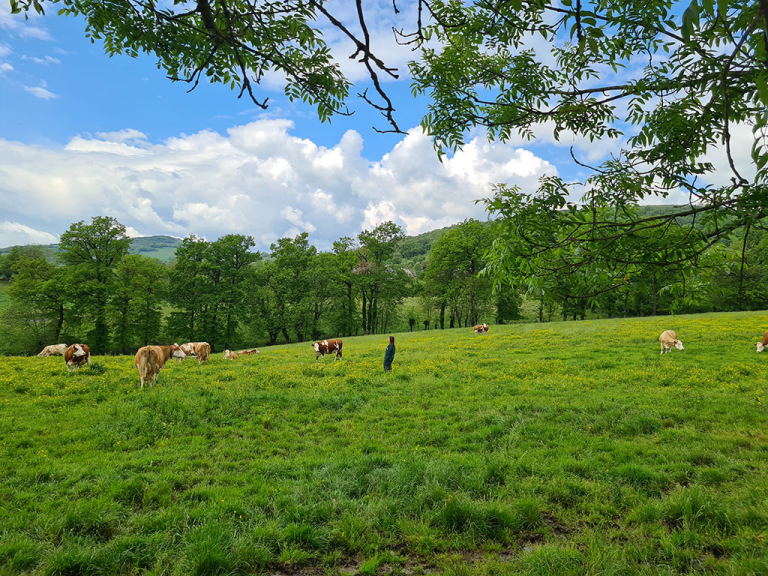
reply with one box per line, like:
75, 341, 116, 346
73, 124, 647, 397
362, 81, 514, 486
55, 303, 64, 342
539, 299, 543, 323
652, 272, 658, 316
440, 303, 445, 329
361, 291, 367, 335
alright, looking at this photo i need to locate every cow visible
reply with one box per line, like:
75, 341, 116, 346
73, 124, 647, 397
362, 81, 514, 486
134, 344, 186, 388
64, 344, 91, 373
313, 338, 342, 361
195, 342, 211, 364
757, 331, 768, 353
473, 324, 490, 334
238, 348, 260, 356
659, 330, 684, 354
38, 343, 68, 357
223, 349, 239, 360
178, 342, 209, 361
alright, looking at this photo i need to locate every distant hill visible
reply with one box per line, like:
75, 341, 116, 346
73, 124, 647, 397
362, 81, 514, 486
0, 235, 183, 264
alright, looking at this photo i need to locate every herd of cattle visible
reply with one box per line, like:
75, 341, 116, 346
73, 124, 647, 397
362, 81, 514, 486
34, 327, 768, 388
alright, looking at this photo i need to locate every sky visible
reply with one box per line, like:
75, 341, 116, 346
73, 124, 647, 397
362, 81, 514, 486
0, 1, 755, 250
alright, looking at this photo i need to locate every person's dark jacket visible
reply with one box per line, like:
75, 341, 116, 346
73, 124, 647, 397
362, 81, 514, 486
383, 343, 395, 371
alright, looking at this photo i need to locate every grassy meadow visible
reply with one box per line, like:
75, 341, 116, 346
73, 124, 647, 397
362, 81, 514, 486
1, 312, 768, 575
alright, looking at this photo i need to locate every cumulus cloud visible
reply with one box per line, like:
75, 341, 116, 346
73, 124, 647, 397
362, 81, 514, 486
0, 62, 13, 76
0, 119, 557, 250
0, 221, 58, 247
0, 42, 11, 58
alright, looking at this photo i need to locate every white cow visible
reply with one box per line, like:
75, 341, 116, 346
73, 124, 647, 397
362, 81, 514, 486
659, 330, 684, 354
38, 344, 68, 357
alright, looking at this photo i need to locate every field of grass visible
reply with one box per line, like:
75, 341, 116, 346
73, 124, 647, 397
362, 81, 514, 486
1, 312, 767, 575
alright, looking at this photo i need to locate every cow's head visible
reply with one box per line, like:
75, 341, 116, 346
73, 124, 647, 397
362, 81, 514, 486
73, 344, 86, 357
674, 340, 684, 351
171, 344, 187, 359
313, 343, 320, 352
757, 342, 765, 353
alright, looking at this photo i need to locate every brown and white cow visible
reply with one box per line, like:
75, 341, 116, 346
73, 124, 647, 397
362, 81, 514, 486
178, 342, 208, 360
223, 349, 239, 360
38, 343, 68, 357
474, 324, 490, 334
195, 342, 211, 364
238, 348, 260, 356
757, 331, 768, 353
134, 344, 186, 388
659, 330, 684, 354
313, 338, 342, 361
64, 344, 91, 373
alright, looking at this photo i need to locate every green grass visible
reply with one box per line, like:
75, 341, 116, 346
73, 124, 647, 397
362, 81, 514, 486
1, 311, 768, 575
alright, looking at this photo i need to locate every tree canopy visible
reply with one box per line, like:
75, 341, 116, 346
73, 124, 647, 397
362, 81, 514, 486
10, 0, 767, 296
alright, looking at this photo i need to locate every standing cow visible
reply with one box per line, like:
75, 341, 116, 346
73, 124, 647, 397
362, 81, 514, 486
38, 343, 68, 357
313, 338, 343, 361
473, 324, 490, 334
195, 342, 211, 364
134, 344, 186, 388
64, 344, 91, 373
757, 331, 768, 353
659, 330, 684, 354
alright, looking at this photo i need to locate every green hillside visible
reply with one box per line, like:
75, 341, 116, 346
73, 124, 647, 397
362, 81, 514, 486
0, 235, 183, 264
2, 311, 767, 575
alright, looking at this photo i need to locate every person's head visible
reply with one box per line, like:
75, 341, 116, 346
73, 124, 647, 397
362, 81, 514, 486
389, 336, 394, 344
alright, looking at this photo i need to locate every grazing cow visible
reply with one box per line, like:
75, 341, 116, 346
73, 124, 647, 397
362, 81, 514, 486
194, 342, 211, 364
223, 349, 239, 360
64, 344, 91, 373
659, 330, 684, 354
38, 343, 68, 357
474, 324, 490, 334
134, 344, 186, 388
313, 338, 343, 361
757, 331, 768, 353
238, 348, 260, 356
179, 342, 198, 357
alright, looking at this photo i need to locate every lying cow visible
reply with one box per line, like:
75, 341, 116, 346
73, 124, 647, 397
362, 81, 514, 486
313, 338, 342, 361
223, 349, 239, 360
64, 344, 91, 373
238, 348, 260, 356
474, 324, 490, 334
134, 344, 186, 388
757, 331, 768, 353
659, 330, 684, 354
195, 342, 211, 364
38, 343, 68, 357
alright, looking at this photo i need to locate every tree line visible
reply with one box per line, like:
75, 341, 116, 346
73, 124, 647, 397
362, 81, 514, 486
1, 212, 766, 356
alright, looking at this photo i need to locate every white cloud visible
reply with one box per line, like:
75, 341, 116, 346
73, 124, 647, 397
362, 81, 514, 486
0, 42, 11, 58
0, 221, 58, 247
0, 62, 13, 75
94, 129, 148, 144
0, 119, 556, 250
22, 55, 61, 65
24, 84, 58, 100
0, 10, 52, 41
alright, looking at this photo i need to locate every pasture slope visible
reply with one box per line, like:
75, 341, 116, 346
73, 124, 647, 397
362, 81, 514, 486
1, 312, 767, 576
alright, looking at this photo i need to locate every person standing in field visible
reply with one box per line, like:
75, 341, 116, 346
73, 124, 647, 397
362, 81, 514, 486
383, 336, 395, 371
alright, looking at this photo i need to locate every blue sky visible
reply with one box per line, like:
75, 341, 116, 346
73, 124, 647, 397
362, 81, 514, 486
0, 2, 749, 250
